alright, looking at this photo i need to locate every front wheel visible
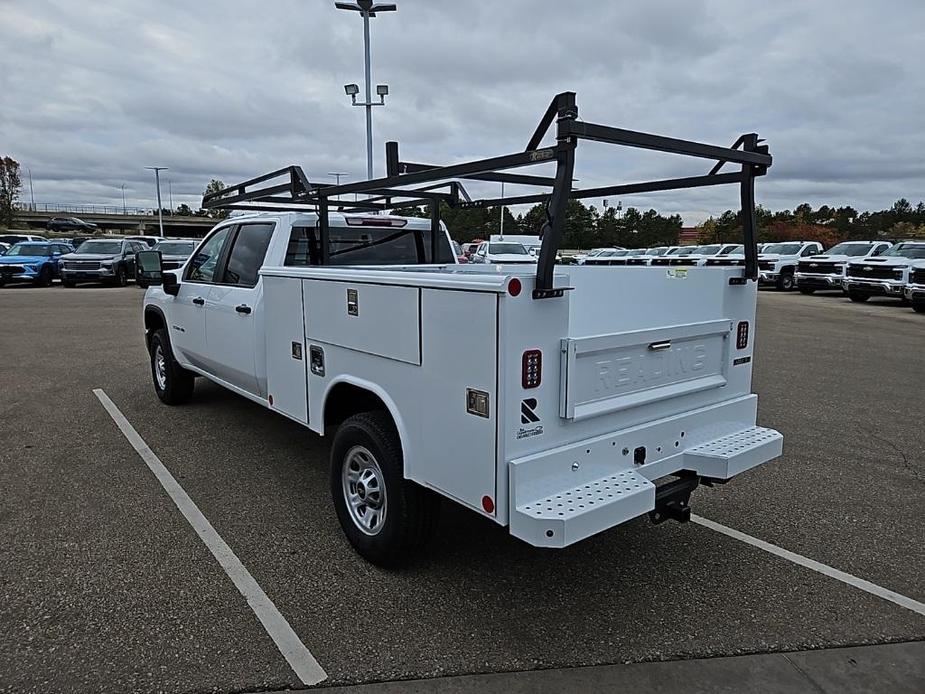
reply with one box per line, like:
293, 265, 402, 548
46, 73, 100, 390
848, 290, 869, 303
149, 329, 195, 405
330, 411, 439, 567
776, 272, 795, 291
113, 265, 128, 287
35, 265, 53, 287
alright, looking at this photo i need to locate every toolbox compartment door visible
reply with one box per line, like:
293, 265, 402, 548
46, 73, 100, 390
560, 319, 731, 421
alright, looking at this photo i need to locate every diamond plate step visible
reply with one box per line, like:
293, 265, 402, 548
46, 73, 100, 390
510, 469, 655, 548
684, 426, 782, 478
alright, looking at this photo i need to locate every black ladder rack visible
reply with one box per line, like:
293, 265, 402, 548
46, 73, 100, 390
202, 91, 771, 298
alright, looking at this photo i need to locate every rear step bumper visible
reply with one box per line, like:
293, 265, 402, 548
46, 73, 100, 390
508, 421, 782, 548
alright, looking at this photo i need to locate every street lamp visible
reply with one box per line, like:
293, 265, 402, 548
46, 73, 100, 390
335, 1, 397, 180
144, 166, 168, 237
120, 183, 126, 215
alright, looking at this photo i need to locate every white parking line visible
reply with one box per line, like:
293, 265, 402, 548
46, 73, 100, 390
93, 388, 328, 686
692, 514, 925, 617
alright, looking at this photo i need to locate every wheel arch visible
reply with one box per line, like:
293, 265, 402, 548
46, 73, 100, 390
321, 377, 410, 468
143, 305, 167, 350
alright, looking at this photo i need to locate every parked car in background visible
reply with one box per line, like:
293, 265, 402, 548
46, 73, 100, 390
583, 249, 629, 265
650, 246, 700, 266
45, 217, 99, 232
470, 241, 537, 264
843, 241, 925, 303
0, 233, 47, 245
575, 247, 625, 264
600, 248, 649, 266
127, 235, 161, 248
624, 246, 669, 266
152, 239, 198, 271
0, 241, 73, 287
0, 242, 9, 255
795, 241, 892, 294
489, 234, 542, 256
61, 238, 148, 287
460, 241, 482, 260
450, 240, 468, 264
756, 241, 824, 290
905, 261, 925, 313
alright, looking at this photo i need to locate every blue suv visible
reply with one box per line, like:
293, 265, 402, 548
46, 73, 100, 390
0, 241, 74, 287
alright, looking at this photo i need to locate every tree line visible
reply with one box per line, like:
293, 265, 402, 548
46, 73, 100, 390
3, 154, 924, 249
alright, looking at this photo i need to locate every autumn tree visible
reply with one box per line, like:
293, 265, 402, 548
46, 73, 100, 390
0, 156, 23, 227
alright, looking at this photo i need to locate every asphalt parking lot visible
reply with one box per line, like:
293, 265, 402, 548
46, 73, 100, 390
1, 284, 923, 693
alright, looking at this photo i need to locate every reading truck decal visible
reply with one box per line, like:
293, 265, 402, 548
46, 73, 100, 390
517, 398, 544, 439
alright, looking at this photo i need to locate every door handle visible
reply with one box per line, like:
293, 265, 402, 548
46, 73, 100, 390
648, 340, 671, 352
192, 297, 205, 306
235, 304, 252, 315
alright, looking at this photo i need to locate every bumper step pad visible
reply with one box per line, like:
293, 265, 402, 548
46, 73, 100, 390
511, 470, 655, 548
509, 425, 782, 548
683, 426, 782, 479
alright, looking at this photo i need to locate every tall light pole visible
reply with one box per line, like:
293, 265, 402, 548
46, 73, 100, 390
168, 179, 174, 214
499, 181, 505, 237
335, 1, 396, 180
120, 183, 126, 215
28, 168, 35, 211
145, 166, 168, 237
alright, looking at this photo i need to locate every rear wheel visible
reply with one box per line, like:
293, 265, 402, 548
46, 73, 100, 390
330, 411, 439, 567
113, 265, 128, 287
149, 328, 195, 405
798, 286, 815, 295
848, 290, 870, 303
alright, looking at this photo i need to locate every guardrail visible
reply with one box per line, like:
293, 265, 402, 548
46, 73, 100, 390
15, 203, 177, 216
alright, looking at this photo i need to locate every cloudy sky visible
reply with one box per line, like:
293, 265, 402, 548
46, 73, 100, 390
3, 0, 924, 223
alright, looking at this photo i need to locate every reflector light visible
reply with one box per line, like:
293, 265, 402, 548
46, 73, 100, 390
481, 495, 495, 514
522, 349, 542, 388
736, 321, 749, 349
508, 277, 522, 297
344, 217, 408, 227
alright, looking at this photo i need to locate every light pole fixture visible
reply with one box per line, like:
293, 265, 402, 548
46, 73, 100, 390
121, 183, 126, 215
335, 0, 397, 181
144, 166, 168, 236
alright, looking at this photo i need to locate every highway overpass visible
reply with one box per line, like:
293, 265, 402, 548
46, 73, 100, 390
12, 208, 219, 237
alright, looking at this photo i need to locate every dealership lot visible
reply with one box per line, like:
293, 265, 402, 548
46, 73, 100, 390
0, 286, 922, 692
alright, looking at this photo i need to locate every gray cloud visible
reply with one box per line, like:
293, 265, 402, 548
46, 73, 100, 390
2, 0, 924, 221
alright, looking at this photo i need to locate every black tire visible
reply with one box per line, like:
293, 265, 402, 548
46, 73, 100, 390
848, 290, 869, 303
35, 264, 53, 287
113, 265, 128, 287
798, 286, 815, 295
776, 271, 795, 291
913, 300, 925, 314
62, 280, 76, 288
330, 411, 439, 567
149, 328, 195, 405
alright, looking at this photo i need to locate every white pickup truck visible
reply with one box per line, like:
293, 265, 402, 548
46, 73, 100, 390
843, 241, 925, 302
137, 92, 781, 566
794, 240, 892, 294
757, 241, 824, 290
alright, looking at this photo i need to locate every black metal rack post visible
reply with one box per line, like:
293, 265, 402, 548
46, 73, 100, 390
202, 91, 771, 297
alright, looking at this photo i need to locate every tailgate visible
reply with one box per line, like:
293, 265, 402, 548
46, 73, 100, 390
559, 319, 731, 421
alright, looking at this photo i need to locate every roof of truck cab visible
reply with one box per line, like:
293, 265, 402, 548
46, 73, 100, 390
221, 210, 444, 230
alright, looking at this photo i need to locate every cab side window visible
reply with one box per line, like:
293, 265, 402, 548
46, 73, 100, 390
223, 223, 274, 287
186, 226, 233, 283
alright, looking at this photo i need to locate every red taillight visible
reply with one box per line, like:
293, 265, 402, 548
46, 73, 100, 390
522, 349, 542, 388
508, 277, 522, 297
481, 495, 495, 514
736, 321, 749, 349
